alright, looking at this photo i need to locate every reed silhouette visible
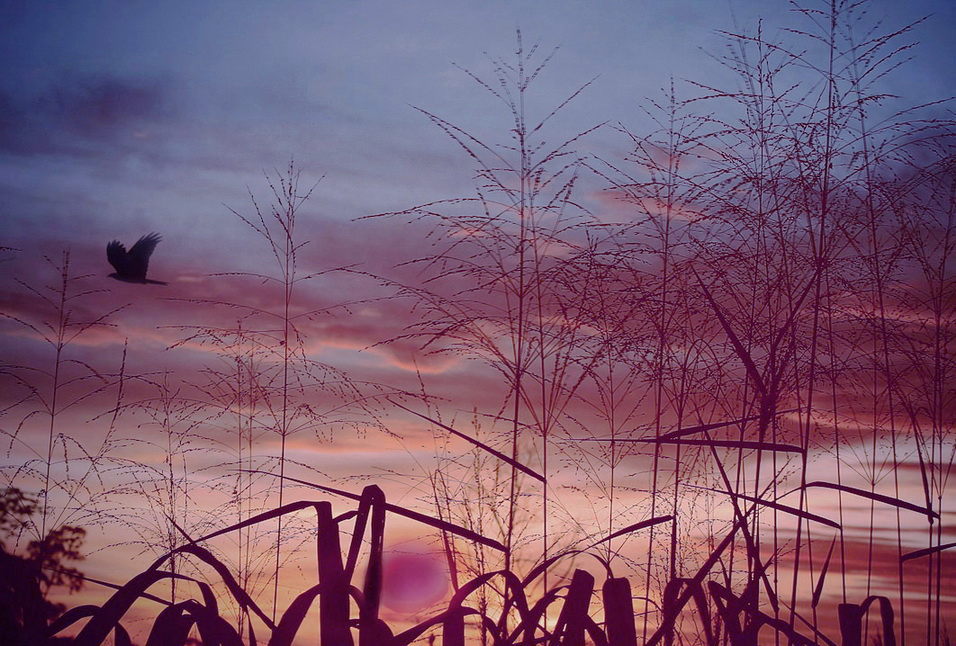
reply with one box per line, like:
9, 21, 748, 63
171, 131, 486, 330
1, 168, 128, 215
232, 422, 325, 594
1, 1, 953, 644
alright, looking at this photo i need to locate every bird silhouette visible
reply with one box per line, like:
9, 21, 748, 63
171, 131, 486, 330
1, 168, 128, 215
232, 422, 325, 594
106, 232, 167, 285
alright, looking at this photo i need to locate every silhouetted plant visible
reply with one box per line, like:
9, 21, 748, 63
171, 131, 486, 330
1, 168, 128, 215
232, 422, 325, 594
2, 1, 953, 644
0, 251, 126, 567
168, 160, 391, 625
370, 34, 606, 619
0, 487, 86, 644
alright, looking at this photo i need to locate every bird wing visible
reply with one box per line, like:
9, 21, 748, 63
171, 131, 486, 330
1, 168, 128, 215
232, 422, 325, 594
126, 232, 162, 279
106, 240, 130, 275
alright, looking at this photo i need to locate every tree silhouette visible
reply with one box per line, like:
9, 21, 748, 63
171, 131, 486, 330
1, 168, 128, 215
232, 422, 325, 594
0, 487, 85, 645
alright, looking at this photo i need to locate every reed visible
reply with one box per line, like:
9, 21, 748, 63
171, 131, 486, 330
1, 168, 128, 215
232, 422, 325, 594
0, 251, 137, 575
2, 1, 953, 644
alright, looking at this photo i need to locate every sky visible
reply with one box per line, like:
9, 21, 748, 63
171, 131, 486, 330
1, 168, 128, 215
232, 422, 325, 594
1, 0, 954, 255
1, 0, 955, 643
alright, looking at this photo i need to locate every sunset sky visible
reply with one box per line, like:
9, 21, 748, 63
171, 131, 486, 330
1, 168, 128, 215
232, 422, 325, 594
1, 0, 955, 643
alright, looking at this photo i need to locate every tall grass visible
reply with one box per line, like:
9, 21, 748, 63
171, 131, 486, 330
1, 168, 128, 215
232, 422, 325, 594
2, 1, 953, 644
369, 30, 603, 611
165, 161, 394, 628
0, 251, 127, 557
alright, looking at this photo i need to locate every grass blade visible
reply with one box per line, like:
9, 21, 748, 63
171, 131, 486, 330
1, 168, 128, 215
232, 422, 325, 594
585, 515, 674, 550
901, 541, 956, 562
360, 485, 386, 646
267, 584, 324, 646
632, 438, 805, 453
390, 400, 546, 483
803, 482, 938, 519
702, 488, 840, 529
550, 569, 594, 646
812, 539, 837, 609
248, 470, 507, 552
603, 577, 637, 646
316, 501, 353, 646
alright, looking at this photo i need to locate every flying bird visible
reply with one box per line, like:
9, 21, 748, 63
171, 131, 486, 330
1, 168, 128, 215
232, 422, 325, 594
106, 232, 167, 285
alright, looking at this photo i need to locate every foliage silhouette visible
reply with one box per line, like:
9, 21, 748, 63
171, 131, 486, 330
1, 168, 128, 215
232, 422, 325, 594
0, 487, 85, 645
0, 1, 953, 644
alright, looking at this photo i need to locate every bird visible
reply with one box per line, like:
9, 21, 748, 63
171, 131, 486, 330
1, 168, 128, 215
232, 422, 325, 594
106, 232, 167, 285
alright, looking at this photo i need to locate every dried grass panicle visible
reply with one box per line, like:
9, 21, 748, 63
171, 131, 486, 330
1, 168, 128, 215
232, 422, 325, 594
5, 1, 955, 645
